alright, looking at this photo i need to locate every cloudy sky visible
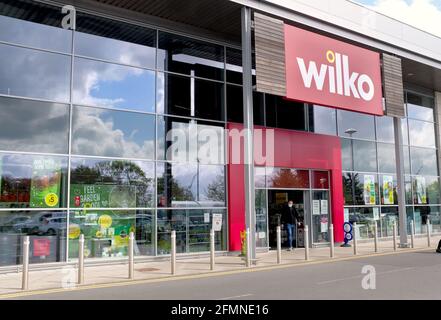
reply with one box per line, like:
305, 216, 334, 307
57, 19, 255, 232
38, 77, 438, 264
352, 0, 441, 37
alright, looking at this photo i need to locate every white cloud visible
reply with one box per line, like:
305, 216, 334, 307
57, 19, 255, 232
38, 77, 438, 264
362, 0, 441, 37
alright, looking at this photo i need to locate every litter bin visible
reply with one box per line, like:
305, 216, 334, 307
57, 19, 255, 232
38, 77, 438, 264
296, 223, 305, 248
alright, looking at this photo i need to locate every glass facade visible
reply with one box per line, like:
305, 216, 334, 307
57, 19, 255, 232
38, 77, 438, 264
0, 0, 440, 267
0, 1, 229, 266
311, 91, 440, 238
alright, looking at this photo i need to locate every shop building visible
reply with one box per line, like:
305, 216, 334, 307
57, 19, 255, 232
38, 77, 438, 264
0, 0, 441, 268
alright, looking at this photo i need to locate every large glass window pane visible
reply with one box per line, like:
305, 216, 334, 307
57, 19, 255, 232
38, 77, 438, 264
410, 147, 438, 176
73, 58, 155, 112
0, 153, 68, 209
68, 210, 154, 259
406, 92, 434, 122
403, 146, 411, 174
157, 72, 224, 121
255, 167, 266, 188
70, 158, 154, 208
376, 116, 395, 143
413, 206, 435, 234
157, 117, 224, 164
0, 0, 71, 52
157, 209, 227, 254
341, 138, 353, 171
312, 171, 330, 189
0, 210, 67, 266
158, 32, 224, 81
337, 110, 375, 140
405, 175, 413, 204
0, 44, 70, 102
348, 207, 378, 239
353, 140, 377, 172
342, 172, 354, 205
402, 119, 409, 146
255, 189, 268, 248
311, 105, 337, 135
311, 191, 330, 243
354, 173, 379, 205
377, 143, 396, 173
408, 119, 436, 148
379, 207, 398, 237
266, 168, 309, 189
412, 176, 440, 205
226, 47, 242, 84
75, 13, 156, 69
72, 106, 155, 159
266, 95, 306, 131
156, 162, 225, 208
0, 96, 69, 154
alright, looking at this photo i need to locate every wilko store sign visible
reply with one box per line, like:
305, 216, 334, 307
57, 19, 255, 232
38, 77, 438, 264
285, 25, 383, 115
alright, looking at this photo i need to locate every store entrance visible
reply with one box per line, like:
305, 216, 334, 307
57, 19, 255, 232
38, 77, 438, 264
267, 190, 307, 249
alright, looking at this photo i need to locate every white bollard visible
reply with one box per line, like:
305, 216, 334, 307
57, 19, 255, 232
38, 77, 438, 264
21, 236, 30, 290
210, 229, 215, 271
171, 230, 176, 275
374, 222, 379, 253
304, 225, 310, 261
353, 222, 358, 255
276, 226, 282, 264
329, 224, 335, 258
128, 232, 134, 279
427, 219, 431, 248
410, 220, 415, 249
78, 234, 84, 285
393, 222, 397, 251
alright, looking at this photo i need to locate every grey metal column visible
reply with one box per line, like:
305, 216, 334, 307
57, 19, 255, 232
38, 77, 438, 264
394, 117, 409, 247
241, 6, 256, 262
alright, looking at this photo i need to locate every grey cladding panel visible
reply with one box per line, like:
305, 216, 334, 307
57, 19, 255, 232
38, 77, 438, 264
254, 12, 286, 96
382, 53, 405, 118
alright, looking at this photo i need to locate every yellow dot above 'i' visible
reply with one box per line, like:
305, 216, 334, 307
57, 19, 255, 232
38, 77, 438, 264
326, 50, 335, 63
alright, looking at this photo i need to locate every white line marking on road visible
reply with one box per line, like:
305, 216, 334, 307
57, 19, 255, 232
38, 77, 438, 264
317, 267, 415, 285
217, 293, 253, 300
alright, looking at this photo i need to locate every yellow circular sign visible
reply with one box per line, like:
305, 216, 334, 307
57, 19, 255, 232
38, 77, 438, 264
45, 193, 59, 207
69, 224, 81, 239
326, 50, 335, 63
98, 215, 113, 228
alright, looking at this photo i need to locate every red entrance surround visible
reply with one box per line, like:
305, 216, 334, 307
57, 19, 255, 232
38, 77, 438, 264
227, 123, 344, 251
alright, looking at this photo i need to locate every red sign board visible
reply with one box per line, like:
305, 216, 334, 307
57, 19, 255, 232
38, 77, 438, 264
284, 25, 383, 115
33, 238, 51, 257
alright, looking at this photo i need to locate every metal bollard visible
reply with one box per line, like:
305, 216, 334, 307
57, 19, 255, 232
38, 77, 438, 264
427, 219, 431, 248
21, 236, 30, 290
276, 226, 282, 264
171, 230, 176, 275
210, 229, 215, 271
329, 224, 335, 258
393, 222, 397, 251
78, 234, 84, 285
410, 220, 415, 249
353, 222, 358, 255
128, 232, 134, 279
304, 225, 310, 261
246, 227, 251, 268
374, 222, 379, 253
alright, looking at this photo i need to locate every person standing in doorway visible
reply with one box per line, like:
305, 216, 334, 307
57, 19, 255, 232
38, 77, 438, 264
281, 200, 299, 251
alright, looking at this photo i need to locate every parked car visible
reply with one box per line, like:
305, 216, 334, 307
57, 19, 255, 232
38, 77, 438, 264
38, 217, 67, 236
12, 211, 64, 235
0, 215, 31, 232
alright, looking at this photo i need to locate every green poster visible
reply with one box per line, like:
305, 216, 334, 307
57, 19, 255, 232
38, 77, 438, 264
29, 158, 62, 208
70, 184, 137, 208
68, 210, 136, 258
415, 176, 427, 204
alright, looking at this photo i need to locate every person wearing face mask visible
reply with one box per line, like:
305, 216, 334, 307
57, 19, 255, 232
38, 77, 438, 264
281, 200, 299, 251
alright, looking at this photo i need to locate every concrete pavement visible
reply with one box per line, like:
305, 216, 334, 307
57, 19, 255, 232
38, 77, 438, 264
0, 235, 440, 299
